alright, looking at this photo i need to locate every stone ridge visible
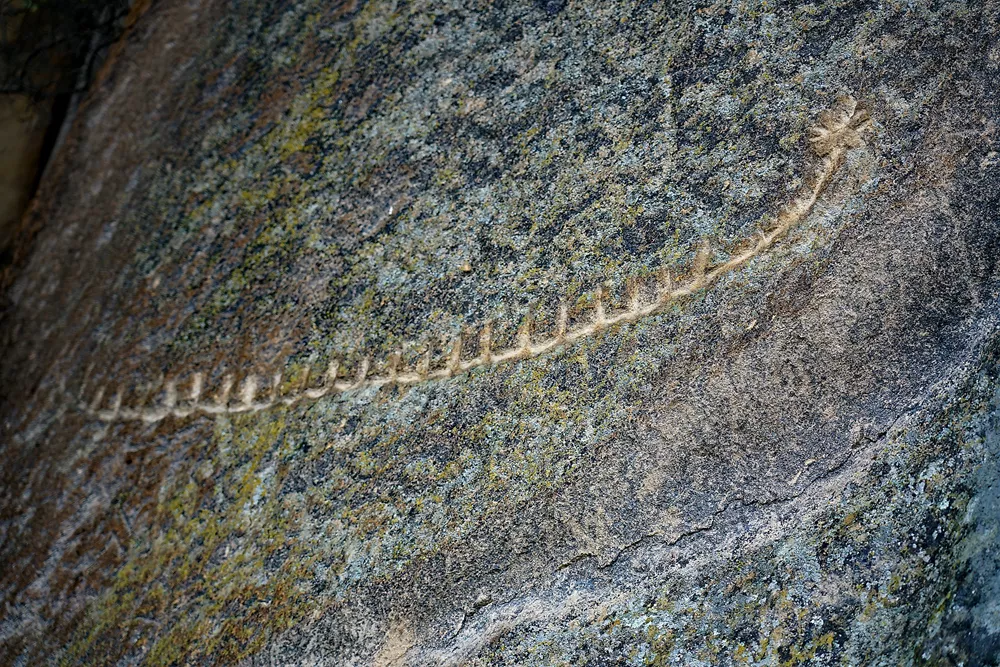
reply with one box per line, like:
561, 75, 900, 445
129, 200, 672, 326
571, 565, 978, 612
82, 98, 870, 425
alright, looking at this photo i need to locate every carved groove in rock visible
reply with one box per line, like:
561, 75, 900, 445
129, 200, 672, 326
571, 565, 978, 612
82, 99, 871, 424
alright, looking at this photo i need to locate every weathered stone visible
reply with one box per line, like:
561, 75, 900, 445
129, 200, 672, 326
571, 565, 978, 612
1, 0, 999, 664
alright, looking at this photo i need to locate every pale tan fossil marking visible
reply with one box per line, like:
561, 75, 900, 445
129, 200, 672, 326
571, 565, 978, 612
787, 458, 818, 486
84, 99, 870, 424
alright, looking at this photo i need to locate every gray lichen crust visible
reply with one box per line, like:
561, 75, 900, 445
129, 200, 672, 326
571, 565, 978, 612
1, 0, 999, 665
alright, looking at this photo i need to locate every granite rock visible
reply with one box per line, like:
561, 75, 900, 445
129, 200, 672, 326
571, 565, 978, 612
1, 0, 1000, 664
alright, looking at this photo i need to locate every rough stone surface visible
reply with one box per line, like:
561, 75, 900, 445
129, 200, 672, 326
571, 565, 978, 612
1, 0, 999, 664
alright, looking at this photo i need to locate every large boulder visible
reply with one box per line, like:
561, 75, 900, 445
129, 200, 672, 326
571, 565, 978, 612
1, 0, 999, 664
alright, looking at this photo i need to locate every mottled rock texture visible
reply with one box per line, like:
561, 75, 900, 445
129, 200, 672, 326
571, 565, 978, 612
2, 0, 1000, 665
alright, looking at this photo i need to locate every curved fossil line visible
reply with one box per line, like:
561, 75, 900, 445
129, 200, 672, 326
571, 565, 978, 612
84, 98, 871, 424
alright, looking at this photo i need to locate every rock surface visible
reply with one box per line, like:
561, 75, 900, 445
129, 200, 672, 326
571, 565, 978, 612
1, 0, 999, 664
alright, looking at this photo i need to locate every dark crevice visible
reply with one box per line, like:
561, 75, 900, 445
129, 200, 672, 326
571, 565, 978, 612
29, 92, 70, 198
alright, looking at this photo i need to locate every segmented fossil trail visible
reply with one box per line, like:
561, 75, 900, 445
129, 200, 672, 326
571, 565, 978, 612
82, 98, 871, 424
